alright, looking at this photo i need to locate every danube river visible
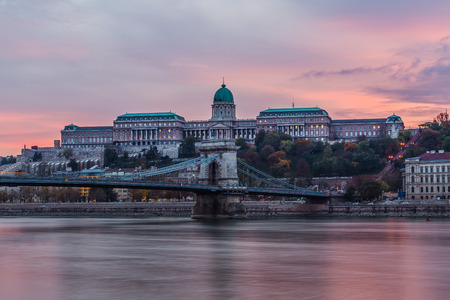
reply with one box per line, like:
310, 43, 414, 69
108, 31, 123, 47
1, 218, 449, 300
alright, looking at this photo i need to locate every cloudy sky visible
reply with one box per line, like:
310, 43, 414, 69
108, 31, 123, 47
1, 0, 450, 156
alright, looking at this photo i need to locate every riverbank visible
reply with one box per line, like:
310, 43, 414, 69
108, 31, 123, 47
1, 202, 450, 218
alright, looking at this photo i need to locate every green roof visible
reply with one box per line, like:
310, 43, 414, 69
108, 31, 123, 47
116, 112, 185, 121
386, 114, 402, 123
258, 107, 328, 117
62, 124, 113, 131
214, 84, 234, 102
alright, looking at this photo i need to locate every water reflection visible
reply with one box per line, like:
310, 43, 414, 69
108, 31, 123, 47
1, 218, 450, 299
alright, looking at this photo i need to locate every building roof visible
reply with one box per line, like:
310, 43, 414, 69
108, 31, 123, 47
386, 114, 403, 123
258, 107, 328, 117
331, 118, 386, 125
62, 124, 113, 131
415, 151, 450, 162
116, 112, 185, 122
213, 84, 234, 102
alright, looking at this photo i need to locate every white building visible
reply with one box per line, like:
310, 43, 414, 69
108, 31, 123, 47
404, 150, 450, 200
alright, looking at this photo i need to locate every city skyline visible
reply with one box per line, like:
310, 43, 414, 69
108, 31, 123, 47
1, 0, 450, 156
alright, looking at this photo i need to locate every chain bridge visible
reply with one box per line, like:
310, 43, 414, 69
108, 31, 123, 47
0, 141, 331, 218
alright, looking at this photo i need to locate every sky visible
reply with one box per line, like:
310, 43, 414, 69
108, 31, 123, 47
1, 0, 450, 156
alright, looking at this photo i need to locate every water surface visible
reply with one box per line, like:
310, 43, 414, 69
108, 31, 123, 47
0, 217, 449, 300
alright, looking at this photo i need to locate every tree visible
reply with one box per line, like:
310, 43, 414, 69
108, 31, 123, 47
260, 145, 275, 161
418, 129, 441, 150
32, 152, 42, 162
295, 139, 313, 155
235, 137, 249, 151
443, 137, 450, 152
353, 152, 381, 173
296, 159, 310, 177
104, 188, 117, 202
254, 130, 266, 151
358, 178, 383, 201
280, 140, 295, 154
19, 186, 36, 202
313, 141, 325, 154
434, 111, 449, 128
68, 159, 79, 172
179, 135, 197, 158
8, 189, 18, 202
145, 147, 159, 160
242, 149, 258, 165
344, 185, 356, 201
0, 190, 8, 202
398, 130, 413, 144
104, 148, 118, 166
323, 144, 332, 159
63, 148, 74, 160
344, 142, 357, 153
267, 151, 287, 166
269, 159, 290, 177
88, 188, 107, 202
261, 132, 282, 151
131, 189, 146, 201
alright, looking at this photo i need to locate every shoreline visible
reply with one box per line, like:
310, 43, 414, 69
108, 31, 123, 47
1, 202, 449, 218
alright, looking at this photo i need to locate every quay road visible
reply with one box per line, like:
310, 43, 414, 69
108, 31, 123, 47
1, 201, 450, 218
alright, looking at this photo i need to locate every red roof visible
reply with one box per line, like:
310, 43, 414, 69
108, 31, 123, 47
418, 152, 450, 161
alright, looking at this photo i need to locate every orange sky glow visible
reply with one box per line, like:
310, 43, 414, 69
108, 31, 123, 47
1, 1, 449, 156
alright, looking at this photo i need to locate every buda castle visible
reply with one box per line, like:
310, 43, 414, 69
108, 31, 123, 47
60, 83, 404, 157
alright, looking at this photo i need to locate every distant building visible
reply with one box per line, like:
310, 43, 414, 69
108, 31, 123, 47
330, 115, 404, 141
256, 107, 331, 141
58, 83, 405, 156
404, 150, 450, 200
61, 124, 113, 149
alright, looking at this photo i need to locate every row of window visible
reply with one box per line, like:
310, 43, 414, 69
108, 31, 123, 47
262, 112, 326, 117
117, 116, 178, 121
63, 138, 113, 144
115, 122, 181, 128
410, 175, 450, 183
338, 125, 381, 130
64, 132, 111, 137
411, 186, 450, 193
259, 117, 327, 124
410, 165, 450, 173
339, 131, 380, 137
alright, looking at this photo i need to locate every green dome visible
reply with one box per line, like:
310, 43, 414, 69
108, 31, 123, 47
214, 84, 234, 102
386, 114, 402, 123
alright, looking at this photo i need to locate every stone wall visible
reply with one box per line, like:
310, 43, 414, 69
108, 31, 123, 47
118, 144, 180, 159
2, 202, 450, 218
19, 147, 104, 175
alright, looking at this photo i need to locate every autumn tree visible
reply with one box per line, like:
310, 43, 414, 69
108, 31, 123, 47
296, 159, 310, 177
295, 139, 313, 155
260, 145, 275, 161
242, 149, 258, 165
434, 111, 449, 128
418, 129, 441, 150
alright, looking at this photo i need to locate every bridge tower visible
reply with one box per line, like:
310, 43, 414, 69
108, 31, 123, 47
192, 140, 246, 219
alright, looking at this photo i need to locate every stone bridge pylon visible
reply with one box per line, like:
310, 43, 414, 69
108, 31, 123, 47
192, 140, 247, 219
